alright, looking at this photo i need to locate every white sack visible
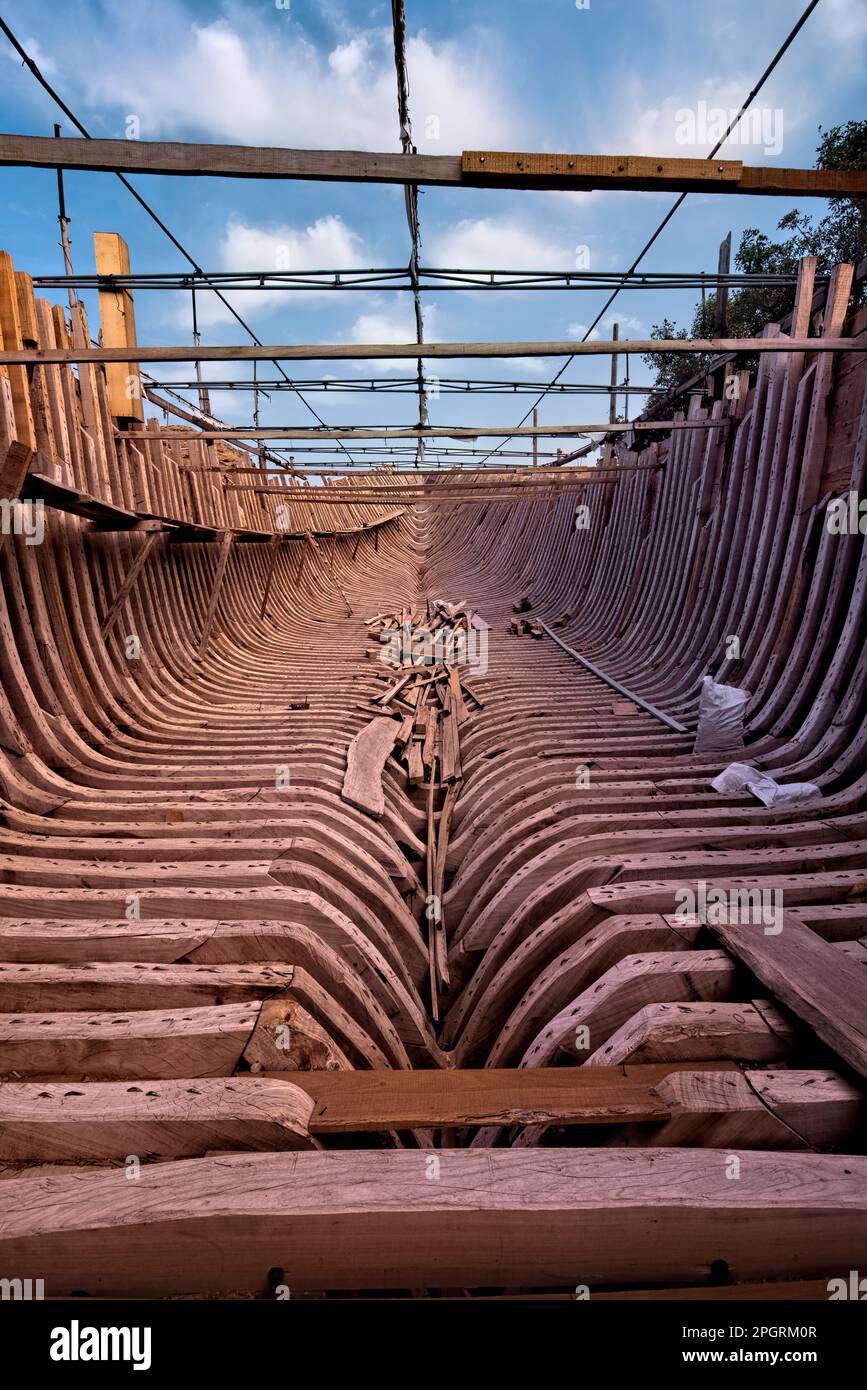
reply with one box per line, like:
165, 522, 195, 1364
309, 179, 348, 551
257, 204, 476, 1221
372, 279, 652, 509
693, 676, 750, 755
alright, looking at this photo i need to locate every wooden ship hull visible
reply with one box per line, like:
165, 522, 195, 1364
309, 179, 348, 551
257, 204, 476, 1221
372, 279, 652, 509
0, 245, 866, 1300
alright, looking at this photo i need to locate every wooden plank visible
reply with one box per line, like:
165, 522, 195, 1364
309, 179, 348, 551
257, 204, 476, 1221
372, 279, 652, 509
1, 337, 863, 366
0, 1002, 260, 1079
627, 1070, 803, 1150
13, 271, 39, 346
464, 151, 739, 184
589, 1000, 796, 1066
0, 440, 34, 501
342, 716, 399, 818
273, 1065, 742, 1132
0, 373, 15, 455
93, 232, 144, 423
463, 150, 867, 198
0, 250, 36, 447
0, 961, 299, 1012
750, 1070, 863, 1150
1, 1148, 865, 1296
704, 910, 867, 1080
2, 135, 865, 196
0, 1078, 316, 1160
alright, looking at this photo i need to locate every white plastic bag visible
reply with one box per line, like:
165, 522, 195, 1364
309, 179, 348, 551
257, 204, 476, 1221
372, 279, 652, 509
693, 676, 750, 755
711, 761, 820, 806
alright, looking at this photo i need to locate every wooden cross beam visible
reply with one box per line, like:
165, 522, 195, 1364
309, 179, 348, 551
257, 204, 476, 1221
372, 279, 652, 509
0, 337, 863, 366
119, 419, 729, 441
1, 133, 865, 197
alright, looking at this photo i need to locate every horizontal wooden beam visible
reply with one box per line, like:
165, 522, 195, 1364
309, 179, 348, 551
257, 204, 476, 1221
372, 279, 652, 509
223, 464, 659, 479
280, 1064, 735, 1132
2, 1148, 865, 1295
463, 150, 867, 198
1, 134, 864, 197
120, 420, 727, 442
1, 337, 862, 366
223, 481, 638, 498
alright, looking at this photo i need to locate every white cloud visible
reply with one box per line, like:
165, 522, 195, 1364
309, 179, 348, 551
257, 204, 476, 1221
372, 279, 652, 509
0, 34, 56, 74
427, 217, 573, 270
505, 357, 557, 376
169, 214, 367, 327
568, 313, 646, 341
221, 215, 364, 271
63, 9, 517, 152
349, 301, 439, 373
815, 0, 867, 49
405, 33, 517, 150
603, 74, 803, 162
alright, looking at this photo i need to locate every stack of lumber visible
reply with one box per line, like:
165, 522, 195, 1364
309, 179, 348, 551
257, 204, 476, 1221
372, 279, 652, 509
342, 601, 487, 1017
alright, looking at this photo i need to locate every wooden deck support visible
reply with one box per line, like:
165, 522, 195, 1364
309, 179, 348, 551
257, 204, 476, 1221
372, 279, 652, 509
197, 530, 234, 657
100, 531, 161, 636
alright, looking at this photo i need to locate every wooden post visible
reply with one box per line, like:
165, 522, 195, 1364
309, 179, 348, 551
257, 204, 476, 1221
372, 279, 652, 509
0, 251, 37, 449
713, 231, 732, 336
609, 322, 619, 424
532, 407, 538, 467
602, 322, 618, 467
54, 125, 78, 313
93, 232, 144, 427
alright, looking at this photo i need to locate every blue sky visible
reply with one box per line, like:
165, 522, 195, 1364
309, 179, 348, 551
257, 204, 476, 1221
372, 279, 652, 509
0, 0, 865, 464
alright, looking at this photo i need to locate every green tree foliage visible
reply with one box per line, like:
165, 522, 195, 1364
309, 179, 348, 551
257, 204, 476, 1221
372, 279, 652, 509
643, 121, 867, 394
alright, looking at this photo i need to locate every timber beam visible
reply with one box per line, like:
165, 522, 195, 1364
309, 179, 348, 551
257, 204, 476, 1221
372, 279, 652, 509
1, 337, 864, 366
1, 1148, 865, 1296
0, 134, 865, 197
119, 420, 729, 442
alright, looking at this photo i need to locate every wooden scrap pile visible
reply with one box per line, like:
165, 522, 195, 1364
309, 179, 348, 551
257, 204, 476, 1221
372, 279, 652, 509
345, 601, 486, 810
341, 600, 487, 1017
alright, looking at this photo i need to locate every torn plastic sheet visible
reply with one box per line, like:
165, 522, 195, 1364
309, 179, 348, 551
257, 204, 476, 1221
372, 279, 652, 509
693, 676, 750, 755
711, 761, 821, 807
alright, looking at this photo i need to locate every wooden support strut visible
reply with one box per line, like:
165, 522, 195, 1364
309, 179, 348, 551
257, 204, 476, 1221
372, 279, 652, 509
100, 531, 161, 636
258, 534, 282, 619
197, 530, 233, 657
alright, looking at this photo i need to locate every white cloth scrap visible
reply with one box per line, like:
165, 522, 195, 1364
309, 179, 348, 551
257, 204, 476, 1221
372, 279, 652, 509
711, 761, 820, 806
